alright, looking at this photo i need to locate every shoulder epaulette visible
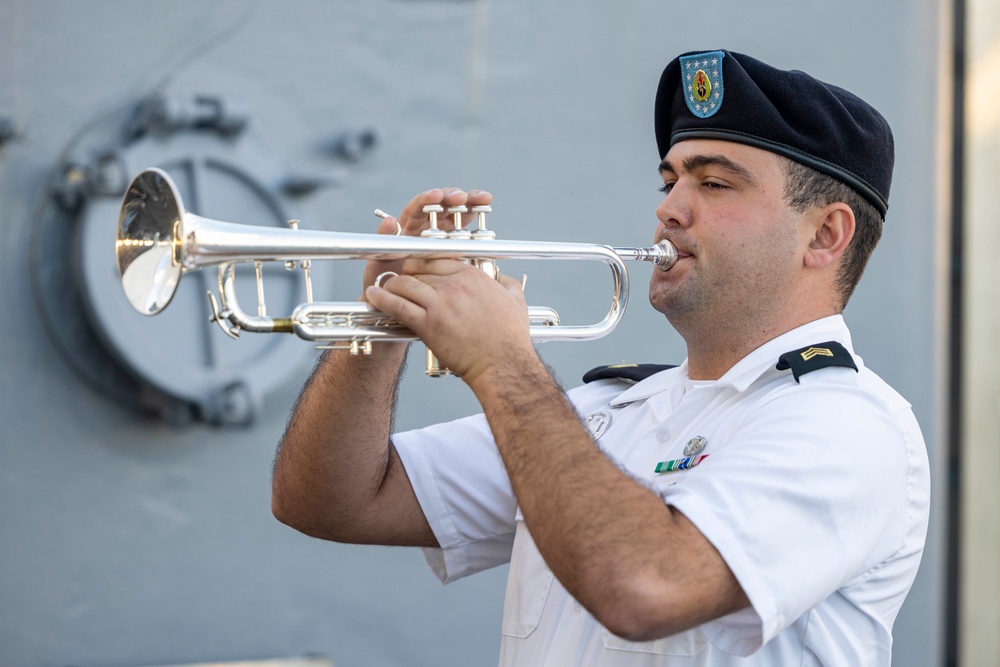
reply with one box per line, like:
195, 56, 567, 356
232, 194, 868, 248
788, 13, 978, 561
775, 341, 857, 383
582, 363, 677, 384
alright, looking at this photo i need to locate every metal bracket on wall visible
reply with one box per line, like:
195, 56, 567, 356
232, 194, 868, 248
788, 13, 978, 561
124, 94, 249, 140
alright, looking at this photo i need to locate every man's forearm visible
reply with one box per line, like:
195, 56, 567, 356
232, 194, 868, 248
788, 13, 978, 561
468, 357, 666, 606
272, 343, 434, 545
467, 352, 747, 639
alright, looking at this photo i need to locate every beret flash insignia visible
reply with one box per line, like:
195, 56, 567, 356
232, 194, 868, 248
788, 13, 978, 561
681, 51, 725, 118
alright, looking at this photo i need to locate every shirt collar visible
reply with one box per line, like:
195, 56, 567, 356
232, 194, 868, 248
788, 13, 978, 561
609, 315, 854, 407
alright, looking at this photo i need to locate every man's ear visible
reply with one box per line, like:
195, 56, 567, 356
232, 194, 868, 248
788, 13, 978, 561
804, 203, 855, 270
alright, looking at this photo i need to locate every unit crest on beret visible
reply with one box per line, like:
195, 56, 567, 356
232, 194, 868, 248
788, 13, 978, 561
582, 363, 677, 384
775, 341, 858, 383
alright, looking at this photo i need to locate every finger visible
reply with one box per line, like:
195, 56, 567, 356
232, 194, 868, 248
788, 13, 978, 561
439, 188, 473, 231
397, 189, 445, 235
395, 188, 493, 234
377, 272, 443, 308
400, 257, 469, 278
365, 283, 428, 330
362, 216, 405, 295
441, 188, 494, 230
465, 189, 493, 209
401, 188, 475, 232
375, 214, 402, 236
496, 273, 524, 295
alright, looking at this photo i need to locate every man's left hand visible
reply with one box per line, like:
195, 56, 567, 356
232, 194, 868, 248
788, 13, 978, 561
365, 257, 536, 385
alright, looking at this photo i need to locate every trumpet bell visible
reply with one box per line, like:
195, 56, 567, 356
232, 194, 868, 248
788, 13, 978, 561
116, 168, 184, 315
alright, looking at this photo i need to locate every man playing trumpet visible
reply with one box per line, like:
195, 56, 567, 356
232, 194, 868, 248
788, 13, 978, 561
272, 49, 930, 665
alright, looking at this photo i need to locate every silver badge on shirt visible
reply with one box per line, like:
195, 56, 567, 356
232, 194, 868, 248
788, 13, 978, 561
584, 410, 613, 441
683, 435, 707, 456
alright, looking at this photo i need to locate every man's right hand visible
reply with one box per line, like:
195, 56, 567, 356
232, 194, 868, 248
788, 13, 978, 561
362, 188, 494, 294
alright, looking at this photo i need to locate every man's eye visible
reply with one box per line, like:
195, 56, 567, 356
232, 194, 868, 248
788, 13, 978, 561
658, 182, 675, 194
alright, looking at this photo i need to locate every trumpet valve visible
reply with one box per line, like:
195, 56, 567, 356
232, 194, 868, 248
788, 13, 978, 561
446, 205, 470, 239
421, 204, 447, 238
254, 260, 267, 317
471, 258, 498, 280
469, 205, 496, 271
285, 220, 300, 269
350, 340, 373, 356
316, 340, 373, 355
470, 204, 492, 231
425, 348, 453, 377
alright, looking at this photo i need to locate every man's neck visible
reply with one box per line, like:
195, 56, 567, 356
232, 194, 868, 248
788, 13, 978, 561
678, 309, 840, 381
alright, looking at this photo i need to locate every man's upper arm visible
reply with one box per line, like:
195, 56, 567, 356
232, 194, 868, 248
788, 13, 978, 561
658, 382, 918, 650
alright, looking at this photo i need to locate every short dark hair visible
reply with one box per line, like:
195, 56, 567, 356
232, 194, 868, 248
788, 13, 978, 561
780, 157, 884, 309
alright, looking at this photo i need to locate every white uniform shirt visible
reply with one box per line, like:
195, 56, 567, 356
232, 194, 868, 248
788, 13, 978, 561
393, 316, 930, 666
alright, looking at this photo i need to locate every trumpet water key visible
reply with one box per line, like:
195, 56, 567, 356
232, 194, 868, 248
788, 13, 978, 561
116, 168, 678, 376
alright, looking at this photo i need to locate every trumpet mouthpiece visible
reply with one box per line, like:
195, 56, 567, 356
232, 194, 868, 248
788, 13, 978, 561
613, 240, 678, 271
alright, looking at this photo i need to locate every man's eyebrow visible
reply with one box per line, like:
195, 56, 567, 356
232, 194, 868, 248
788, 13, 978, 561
658, 154, 759, 186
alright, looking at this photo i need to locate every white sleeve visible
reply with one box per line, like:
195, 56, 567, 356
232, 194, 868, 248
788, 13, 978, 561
391, 380, 626, 584
661, 378, 920, 655
393, 413, 517, 584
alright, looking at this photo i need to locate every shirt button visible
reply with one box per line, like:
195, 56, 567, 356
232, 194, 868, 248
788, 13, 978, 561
656, 429, 671, 443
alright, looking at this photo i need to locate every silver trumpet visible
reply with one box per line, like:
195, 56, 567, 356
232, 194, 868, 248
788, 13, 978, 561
116, 168, 677, 376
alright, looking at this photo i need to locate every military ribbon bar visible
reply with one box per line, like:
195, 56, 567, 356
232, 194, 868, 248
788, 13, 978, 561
654, 454, 709, 474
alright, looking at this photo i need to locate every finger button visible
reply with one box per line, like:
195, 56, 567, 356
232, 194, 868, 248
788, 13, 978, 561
421, 204, 447, 238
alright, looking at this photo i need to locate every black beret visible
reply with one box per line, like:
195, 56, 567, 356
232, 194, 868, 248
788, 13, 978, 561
655, 50, 894, 217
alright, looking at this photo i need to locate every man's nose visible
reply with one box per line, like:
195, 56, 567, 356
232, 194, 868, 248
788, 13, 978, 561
656, 185, 692, 228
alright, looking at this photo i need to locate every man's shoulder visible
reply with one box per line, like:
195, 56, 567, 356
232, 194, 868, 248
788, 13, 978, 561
774, 340, 857, 383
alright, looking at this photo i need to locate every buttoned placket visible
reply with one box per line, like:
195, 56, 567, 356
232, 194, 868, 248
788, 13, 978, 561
639, 382, 723, 483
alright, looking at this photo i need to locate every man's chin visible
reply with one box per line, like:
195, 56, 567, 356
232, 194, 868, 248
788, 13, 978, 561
648, 290, 685, 319
648, 277, 704, 321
